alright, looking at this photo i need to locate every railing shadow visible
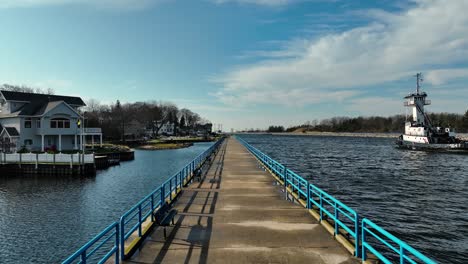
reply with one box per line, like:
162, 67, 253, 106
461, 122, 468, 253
148, 142, 226, 264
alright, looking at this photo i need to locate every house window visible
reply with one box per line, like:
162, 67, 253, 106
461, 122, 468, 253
36, 119, 41, 128
50, 118, 70, 129
25, 118, 32, 128
24, 139, 33, 145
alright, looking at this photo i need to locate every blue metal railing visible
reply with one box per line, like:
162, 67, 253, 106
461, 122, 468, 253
362, 219, 436, 264
236, 136, 435, 264
64, 137, 224, 263
62, 222, 119, 264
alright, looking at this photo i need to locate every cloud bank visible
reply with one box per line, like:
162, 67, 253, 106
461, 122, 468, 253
213, 0, 468, 108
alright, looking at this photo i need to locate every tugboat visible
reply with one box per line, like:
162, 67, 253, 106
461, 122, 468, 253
396, 73, 468, 152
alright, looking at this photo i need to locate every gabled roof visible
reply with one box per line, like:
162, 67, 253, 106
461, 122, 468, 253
0, 90, 86, 117
2, 127, 19, 137
0, 90, 85, 106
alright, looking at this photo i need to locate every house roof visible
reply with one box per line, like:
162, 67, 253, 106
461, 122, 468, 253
0, 90, 85, 106
3, 127, 19, 137
0, 90, 86, 116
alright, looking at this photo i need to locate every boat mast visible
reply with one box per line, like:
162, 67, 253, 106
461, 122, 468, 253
415, 72, 423, 94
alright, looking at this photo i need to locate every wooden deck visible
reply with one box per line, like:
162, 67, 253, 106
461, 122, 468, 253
123, 137, 359, 264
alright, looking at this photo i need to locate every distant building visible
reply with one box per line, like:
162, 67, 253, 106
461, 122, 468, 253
143, 122, 176, 137
194, 123, 213, 136
159, 122, 175, 136
0, 91, 102, 152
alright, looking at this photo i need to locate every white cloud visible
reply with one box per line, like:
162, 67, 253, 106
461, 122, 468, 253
347, 97, 402, 116
213, 0, 468, 107
425, 68, 468, 86
0, 0, 163, 10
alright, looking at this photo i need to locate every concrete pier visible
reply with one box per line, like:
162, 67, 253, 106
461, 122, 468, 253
124, 138, 359, 263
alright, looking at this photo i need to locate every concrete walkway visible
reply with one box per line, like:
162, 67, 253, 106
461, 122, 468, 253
124, 138, 359, 264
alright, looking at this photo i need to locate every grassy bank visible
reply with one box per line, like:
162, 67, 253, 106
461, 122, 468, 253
137, 142, 193, 150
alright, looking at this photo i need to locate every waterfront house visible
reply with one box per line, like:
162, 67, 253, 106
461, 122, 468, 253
144, 122, 176, 138
0, 90, 103, 152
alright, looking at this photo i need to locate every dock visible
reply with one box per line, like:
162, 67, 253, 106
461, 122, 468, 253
123, 137, 359, 263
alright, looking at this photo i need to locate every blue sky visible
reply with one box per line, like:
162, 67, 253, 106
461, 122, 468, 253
1, 0, 467, 131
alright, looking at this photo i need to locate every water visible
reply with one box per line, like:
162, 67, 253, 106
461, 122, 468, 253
241, 134, 468, 264
0, 142, 213, 264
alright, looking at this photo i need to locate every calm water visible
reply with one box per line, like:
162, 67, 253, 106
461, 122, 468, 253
0, 142, 213, 264
242, 134, 468, 263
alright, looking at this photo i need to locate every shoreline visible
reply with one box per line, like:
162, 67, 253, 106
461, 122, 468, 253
241, 132, 468, 140
277, 131, 400, 138
136, 142, 193, 150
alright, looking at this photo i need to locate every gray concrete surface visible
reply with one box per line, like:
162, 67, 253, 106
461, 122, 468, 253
124, 138, 359, 264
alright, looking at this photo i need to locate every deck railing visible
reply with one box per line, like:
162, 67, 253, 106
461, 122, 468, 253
62, 137, 224, 263
62, 222, 119, 264
119, 163, 193, 259
236, 136, 435, 264
362, 219, 436, 264
0, 152, 94, 164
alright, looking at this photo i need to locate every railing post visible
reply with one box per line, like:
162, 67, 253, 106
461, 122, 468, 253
284, 167, 290, 201
115, 223, 120, 264
151, 195, 155, 222
400, 246, 405, 264
319, 192, 323, 221
138, 204, 142, 237
179, 171, 183, 189
355, 214, 360, 257
161, 185, 164, 204
298, 181, 301, 198
306, 182, 311, 209
362, 221, 367, 261
334, 201, 338, 236
120, 218, 125, 260
169, 179, 173, 201
81, 250, 87, 264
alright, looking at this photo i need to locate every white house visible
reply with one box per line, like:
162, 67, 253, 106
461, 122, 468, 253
0, 90, 102, 152
143, 122, 175, 137
159, 122, 175, 136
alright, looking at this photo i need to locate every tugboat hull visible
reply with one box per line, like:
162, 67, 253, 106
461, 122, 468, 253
396, 139, 468, 152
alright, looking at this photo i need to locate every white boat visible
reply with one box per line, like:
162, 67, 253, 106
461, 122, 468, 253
395, 73, 468, 152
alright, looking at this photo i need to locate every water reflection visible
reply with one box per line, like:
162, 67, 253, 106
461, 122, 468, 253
0, 142, 212, 263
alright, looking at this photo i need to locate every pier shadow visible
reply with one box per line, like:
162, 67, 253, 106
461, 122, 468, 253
193, 143, 226, 190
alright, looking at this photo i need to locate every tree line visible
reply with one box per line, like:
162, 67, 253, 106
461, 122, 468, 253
285, 112, 468, 133
84, 99, 209, 141
1, 84, 210, 141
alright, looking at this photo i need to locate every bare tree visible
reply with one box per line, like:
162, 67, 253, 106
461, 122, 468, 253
1, 84, 54, 94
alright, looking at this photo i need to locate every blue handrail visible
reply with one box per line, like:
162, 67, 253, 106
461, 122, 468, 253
62, 222, 119, 264
236, 135, 435, 263
64, 137, 224, 263
362, 218, 436, 264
